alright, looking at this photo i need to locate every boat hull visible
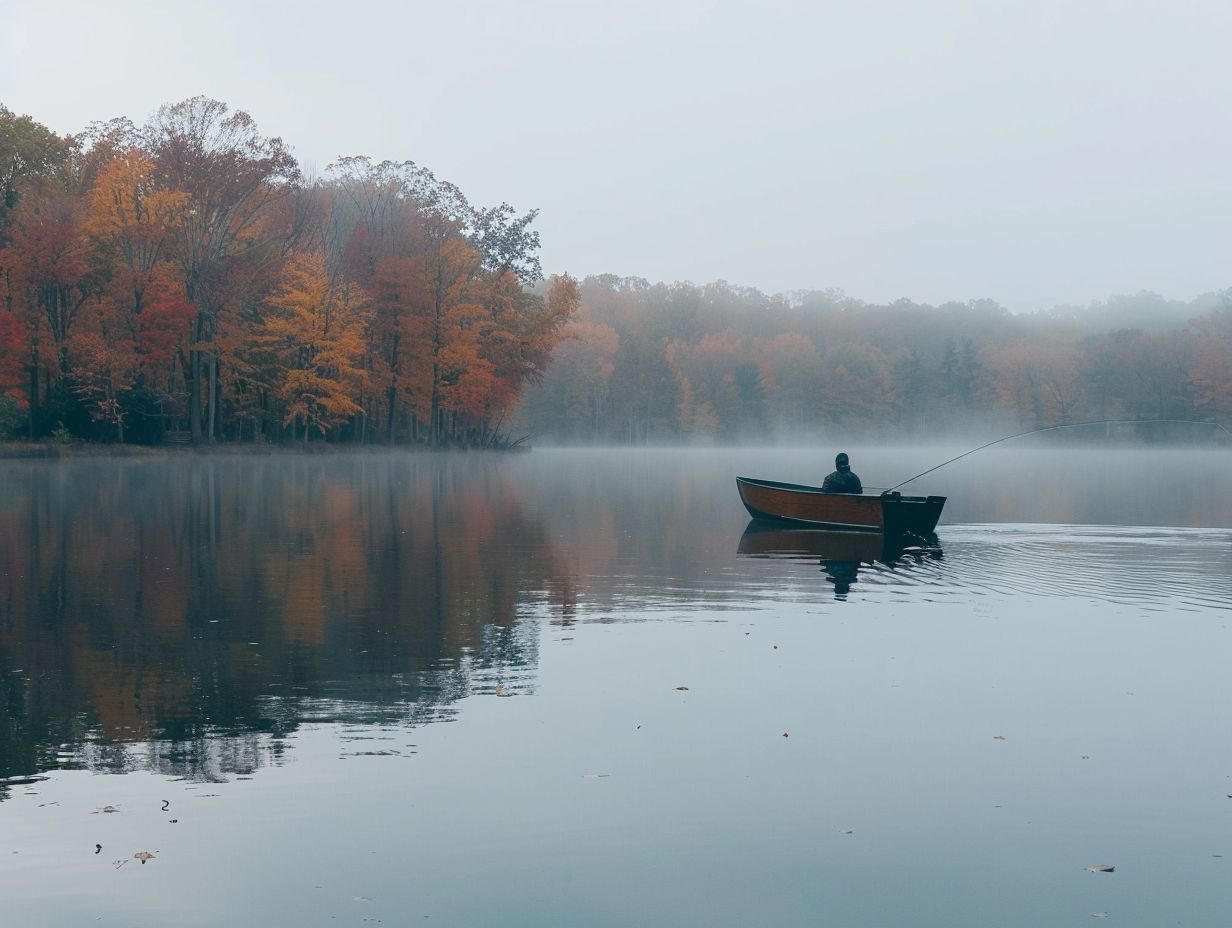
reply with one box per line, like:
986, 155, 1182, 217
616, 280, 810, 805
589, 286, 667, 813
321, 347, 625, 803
735, 476, 945, 535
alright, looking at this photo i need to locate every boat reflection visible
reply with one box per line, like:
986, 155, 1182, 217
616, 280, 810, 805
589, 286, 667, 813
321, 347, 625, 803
737, 521, 943, 597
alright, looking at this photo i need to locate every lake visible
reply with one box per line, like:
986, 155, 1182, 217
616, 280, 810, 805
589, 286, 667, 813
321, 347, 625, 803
1, 447, 1229, 927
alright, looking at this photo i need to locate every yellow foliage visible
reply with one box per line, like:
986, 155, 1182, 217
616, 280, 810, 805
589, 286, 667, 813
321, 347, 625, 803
263, 250, 369, 438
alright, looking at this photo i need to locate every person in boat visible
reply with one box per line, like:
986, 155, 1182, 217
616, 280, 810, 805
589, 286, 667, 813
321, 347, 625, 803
822, 452, 863, 494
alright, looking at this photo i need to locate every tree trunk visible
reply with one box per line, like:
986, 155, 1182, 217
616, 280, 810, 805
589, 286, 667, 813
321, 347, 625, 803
27, 361, 38, 440
207, 353, 218, 443
429, 363, 440, 446
189, 348, 203, 443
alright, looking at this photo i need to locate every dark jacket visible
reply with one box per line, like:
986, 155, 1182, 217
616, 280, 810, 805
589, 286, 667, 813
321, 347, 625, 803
822, 468, 863, 494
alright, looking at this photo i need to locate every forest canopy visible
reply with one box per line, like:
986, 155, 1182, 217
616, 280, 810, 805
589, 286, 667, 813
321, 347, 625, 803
0, 98, 576, 445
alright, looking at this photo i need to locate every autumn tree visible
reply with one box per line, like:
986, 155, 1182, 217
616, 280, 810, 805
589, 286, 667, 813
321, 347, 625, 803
755, 333, 823, 433
1, 188, 94, 434
145, 97, 300, 443
259, 250, 367, 440
0, 104, 67, 243
1191, 307, 1232, 422
812, 342, 895, 433
67, 298, 137, 441
85, 151, 189, 316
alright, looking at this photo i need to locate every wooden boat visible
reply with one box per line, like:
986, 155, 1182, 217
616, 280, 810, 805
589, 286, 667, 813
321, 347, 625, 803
735, 476, 945, 535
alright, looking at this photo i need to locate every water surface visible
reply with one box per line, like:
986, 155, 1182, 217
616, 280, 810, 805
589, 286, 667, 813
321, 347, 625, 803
1, 448, 1229, 926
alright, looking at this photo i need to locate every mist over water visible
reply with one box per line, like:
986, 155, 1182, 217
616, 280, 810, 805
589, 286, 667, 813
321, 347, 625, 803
0, 448, 1229, 927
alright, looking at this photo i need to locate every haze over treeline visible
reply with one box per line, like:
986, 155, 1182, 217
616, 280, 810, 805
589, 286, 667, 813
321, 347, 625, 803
1, 97, 1229, 448
516, 277, 1232, 444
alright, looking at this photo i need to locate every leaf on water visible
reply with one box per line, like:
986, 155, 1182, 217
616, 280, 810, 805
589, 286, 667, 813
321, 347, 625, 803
1085, 865, 1115, 873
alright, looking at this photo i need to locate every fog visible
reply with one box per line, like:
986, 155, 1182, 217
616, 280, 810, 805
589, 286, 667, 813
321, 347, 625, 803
5, 0, 1232, 310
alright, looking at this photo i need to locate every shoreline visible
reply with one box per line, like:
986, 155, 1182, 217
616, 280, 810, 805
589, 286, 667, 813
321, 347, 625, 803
1, 439, 1227, 460
0, 442, 532, 459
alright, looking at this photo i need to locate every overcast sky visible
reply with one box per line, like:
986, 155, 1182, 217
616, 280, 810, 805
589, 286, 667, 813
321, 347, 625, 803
3, 0, 1230, 310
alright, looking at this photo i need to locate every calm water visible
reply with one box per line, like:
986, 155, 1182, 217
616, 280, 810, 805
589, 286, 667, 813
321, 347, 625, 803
0, 447, 1229, 927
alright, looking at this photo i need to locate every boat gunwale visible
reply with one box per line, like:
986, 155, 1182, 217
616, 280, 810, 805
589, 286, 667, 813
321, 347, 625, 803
735, 475, 937, 503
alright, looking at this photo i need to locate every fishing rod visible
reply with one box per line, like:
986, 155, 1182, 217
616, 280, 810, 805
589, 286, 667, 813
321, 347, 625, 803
886, 418, 1232, 492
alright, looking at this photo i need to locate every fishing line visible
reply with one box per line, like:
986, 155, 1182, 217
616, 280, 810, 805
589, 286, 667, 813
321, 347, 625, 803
887, 418, 1232, 492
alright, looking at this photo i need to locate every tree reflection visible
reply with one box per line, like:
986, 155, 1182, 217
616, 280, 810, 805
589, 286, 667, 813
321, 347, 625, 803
0, 456, 566, 793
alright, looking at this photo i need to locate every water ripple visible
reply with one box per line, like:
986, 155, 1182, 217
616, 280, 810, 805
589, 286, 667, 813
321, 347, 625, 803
867, 524, 1231, 610
732, 523, 1232, 613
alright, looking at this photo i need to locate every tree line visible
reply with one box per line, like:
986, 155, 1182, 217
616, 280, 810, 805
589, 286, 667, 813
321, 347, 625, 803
516, 276, 1232, 442
3, 98, 1229, 448
0, 98, 577, 445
